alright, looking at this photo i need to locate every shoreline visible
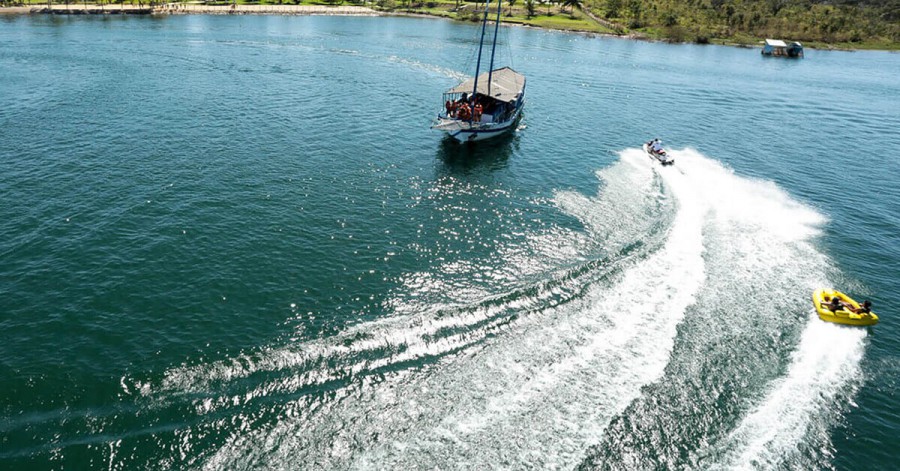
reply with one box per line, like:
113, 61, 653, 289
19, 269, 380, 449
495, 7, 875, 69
0, 6, 31, 14
0, 4, 381, 15
1, 4, 894, 51
158, 3, 379, 15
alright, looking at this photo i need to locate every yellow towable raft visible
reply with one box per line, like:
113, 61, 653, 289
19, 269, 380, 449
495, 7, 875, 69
812, 289, 878, 326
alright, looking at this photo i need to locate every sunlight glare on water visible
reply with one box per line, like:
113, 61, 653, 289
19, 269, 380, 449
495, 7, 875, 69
0, 13, 898, 470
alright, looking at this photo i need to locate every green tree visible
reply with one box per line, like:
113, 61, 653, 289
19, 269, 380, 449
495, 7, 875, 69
663, 11, 677, 27
507, 0, 516, 16
562, 0, 580, 13
627, 0, 641, 27
605, 0, 621, 19
768, 0, 786, 16
525, 0, 535, 17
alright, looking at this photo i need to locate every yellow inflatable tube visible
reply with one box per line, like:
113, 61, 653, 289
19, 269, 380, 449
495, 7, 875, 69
813, 289, 878, 327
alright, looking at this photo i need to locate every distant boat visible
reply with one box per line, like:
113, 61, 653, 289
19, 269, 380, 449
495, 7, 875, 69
431, 0, 525, 143
761, 39, 803, 58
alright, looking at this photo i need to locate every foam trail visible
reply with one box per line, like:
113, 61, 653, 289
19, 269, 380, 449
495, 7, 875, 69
707, 319, 866, 470
672, 148, 824, 243
200, 149, 708, 470
146, 147, 865, 470
663, 148, 866, 470
707, 314, 866, 469
555, 150, 672, 253
138, 230, 589, 402
141, 155, 656, 400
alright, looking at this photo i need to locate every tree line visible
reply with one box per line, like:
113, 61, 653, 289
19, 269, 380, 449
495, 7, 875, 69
583, 0, 899, 45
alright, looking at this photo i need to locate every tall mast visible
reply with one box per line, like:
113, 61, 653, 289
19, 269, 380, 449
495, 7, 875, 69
471, 0, 492, 111
486, 0, 503, 97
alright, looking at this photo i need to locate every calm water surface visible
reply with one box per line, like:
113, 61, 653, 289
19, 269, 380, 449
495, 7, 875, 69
1, 13, 899, 470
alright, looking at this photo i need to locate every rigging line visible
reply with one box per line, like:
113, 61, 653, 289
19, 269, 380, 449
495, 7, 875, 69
505, 26, 514, 71
462, 22, 482, 78
486, 0, 503, 97
471, 0, 493, 106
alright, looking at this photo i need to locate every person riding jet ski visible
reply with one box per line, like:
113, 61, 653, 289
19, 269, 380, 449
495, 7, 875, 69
646, 138, 666, 156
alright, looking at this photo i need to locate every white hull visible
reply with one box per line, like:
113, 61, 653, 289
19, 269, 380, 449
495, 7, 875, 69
447, 122, 517, 143
433, 104, 524, 143
642, 143, 674, 166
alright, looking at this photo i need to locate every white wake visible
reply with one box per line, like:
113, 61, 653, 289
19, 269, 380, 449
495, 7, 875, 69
666, 148, 867, 470
145, 147, 865, 470
707, 319, 866, 470
198, 148, 708, 470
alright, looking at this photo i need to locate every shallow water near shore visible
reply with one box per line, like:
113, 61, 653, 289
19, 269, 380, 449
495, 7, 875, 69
2, 13, 899, 470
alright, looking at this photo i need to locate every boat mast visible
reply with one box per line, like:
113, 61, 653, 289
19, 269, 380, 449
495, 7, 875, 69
470, 0, 492, 113
486, 0, 502, 97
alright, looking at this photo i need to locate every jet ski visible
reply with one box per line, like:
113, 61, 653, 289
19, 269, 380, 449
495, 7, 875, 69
643, 140, 674, 166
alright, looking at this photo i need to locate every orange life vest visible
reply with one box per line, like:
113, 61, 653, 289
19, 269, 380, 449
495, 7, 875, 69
458, 104, 471, 120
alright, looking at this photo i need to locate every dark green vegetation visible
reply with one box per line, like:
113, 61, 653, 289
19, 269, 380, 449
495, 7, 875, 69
589, 0, 899, 48
391, 0, 900, 49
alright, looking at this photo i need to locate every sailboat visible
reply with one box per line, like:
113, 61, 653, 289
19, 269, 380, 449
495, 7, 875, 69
432, 0, 526, 143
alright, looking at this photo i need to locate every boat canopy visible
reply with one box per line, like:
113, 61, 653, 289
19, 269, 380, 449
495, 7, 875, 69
446, 67, 525, 104
765, 39, 788, 47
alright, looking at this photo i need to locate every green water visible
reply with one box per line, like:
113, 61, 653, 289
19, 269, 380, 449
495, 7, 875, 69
1, 14, 899, 470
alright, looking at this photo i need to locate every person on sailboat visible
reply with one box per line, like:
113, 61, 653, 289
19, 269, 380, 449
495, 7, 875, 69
458, 101, 471, 121
445, 99, 456, 118
473, 101, 483, 123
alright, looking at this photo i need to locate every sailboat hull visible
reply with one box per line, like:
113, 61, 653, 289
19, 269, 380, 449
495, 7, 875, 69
434, 98, 525, 143
450, 126, 513, 143
448, 115, 522, 143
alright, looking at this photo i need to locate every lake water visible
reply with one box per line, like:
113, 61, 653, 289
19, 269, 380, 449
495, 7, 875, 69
1, 13, 899, 470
